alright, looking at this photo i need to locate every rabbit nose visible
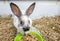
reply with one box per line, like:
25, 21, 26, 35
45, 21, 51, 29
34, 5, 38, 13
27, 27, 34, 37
23, 27, 30, 31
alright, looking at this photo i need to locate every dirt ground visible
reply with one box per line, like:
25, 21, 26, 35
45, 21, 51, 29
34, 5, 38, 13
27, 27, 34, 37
0, 15, 60, 41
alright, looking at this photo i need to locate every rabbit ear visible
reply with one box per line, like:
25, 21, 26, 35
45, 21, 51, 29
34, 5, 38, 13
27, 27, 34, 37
26, 2, 35, 16
10, 3, 22, 17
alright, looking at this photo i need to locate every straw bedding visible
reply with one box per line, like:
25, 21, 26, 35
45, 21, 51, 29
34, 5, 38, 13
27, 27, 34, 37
0, 15, 60, 41
33, 16, 60, 41
0, 15, 17, 41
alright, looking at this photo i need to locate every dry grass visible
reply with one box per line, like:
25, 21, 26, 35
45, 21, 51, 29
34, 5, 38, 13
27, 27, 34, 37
0, 15, 60, 41
33, 16, 60, 41
0, 16, 17, 41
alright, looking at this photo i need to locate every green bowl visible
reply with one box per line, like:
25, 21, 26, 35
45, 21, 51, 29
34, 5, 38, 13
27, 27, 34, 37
14, 32, 44, 41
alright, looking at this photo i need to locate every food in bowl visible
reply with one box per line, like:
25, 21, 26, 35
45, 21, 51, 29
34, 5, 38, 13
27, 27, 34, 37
20, 33, 38, 41
14, 31, 44, 41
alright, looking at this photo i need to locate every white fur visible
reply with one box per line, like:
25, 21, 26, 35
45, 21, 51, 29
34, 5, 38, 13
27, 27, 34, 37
20, 15, 32, 27
12, 15, 24, 34
12, 15, 40, 35
10, 2, 40, 35
12, 15, 32, 34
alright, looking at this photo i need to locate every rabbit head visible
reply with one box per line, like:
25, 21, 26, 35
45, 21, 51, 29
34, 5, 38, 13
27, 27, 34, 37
10, 2, 35, 34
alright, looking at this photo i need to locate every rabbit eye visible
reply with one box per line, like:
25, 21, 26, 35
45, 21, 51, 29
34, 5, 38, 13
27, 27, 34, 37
20, 21, 24, 25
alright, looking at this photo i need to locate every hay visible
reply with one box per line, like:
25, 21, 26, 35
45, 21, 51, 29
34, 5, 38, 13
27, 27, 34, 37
33, 16, 60, 41
0, 16, 17, 41
0, 15, 60, 41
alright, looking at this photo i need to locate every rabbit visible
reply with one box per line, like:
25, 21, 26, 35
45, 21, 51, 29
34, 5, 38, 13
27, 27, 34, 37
10, 2, 40, 35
